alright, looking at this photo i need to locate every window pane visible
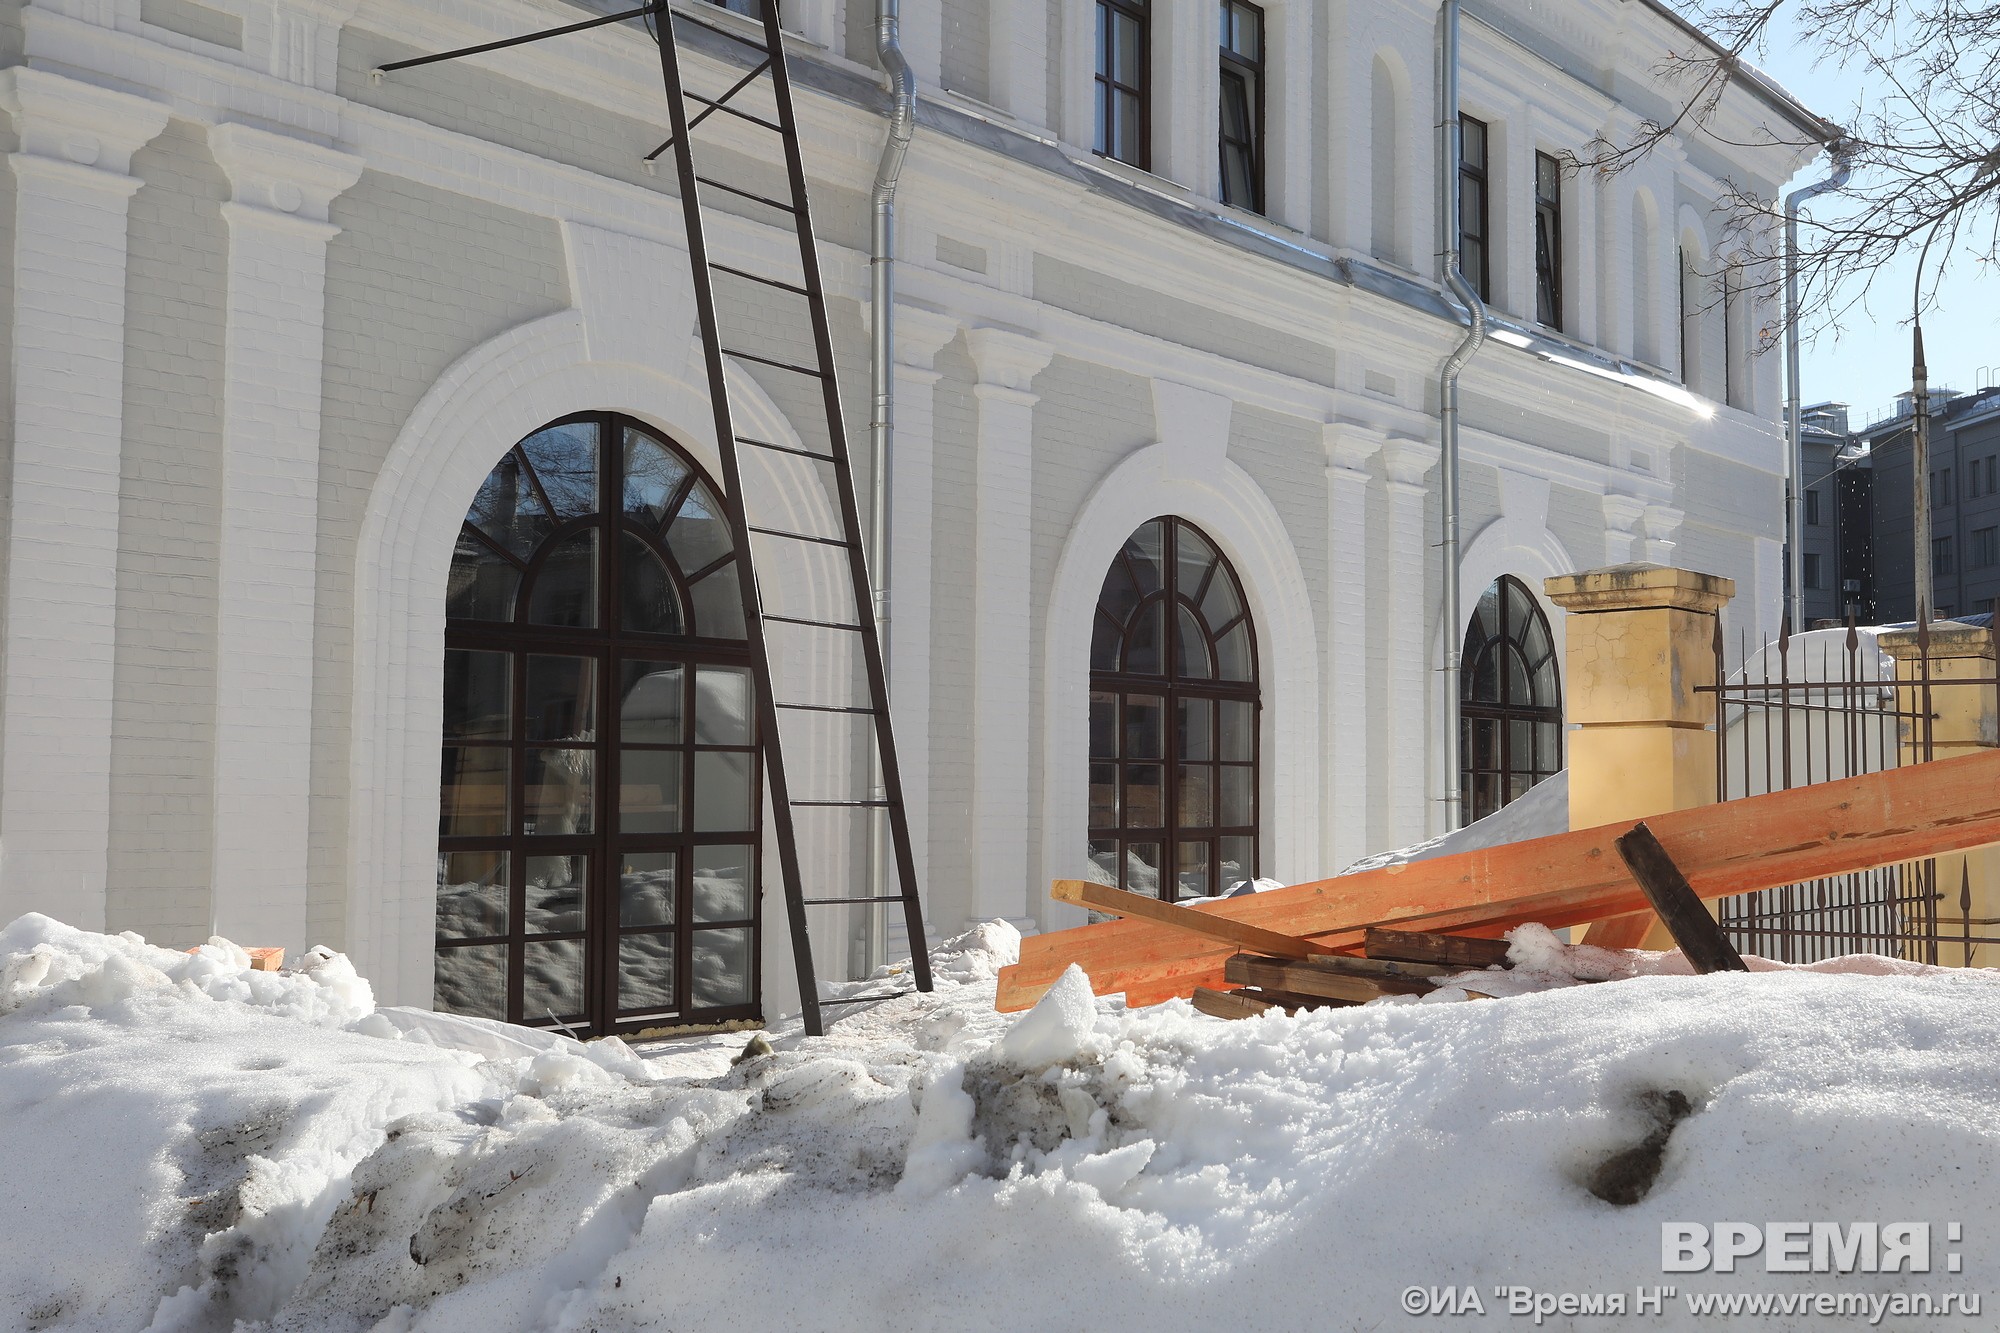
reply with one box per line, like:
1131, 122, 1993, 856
434, 944, 507, 1018
1112, 11, 1143, 84
623, 427, 690, 529
620, 661, 684, 743
526, 528, 599, 628
466, 452, 550, 559
1125, 694, 1164, 758
694, 749, 754, 831
525, 654, 597, 741
694, 844, 754, 923
696, 666, 755, 745
447, 534, 520, 622
1091, 609, 1122, 670
443, 650, 510, 740
1179, 696, 1213, 761
1090, 691, 1119, 759
518, 421, 599, 518
668, 481, 735, 573
524, 854, 586, 934
524, 748, 594, 836
691, 928, 753, 1008
1215, 623, 1252, 681
619, 933, 677, 1013
523, 938, 586, 1021
689, 565, 747, 639
1220, 699, 1253, 761
1200, 565, 1243, 633
1176, 524, 1218, 596
437, 851, 507, 940
440, 747, 508, 838
1097, 559, 1144, 631
622, 534, 684, 635
1471, 717, 1497, 769
1220, 835, 1255, 888
1125, 599, 1164, 674
1222, 141, 1255, 209
1088, 839, 1119, 886
621, 852, 677, 926
1177, 603, 1214, 678
1538, 722, 1563, 773
1220, 764, 1254, 826
1176, 840, 1210, 902
1178, 763, 1214, 825
1125, 841, 1162, 897
1461, 117, 1486, 169
1125, 763, 1163, 826
620, 748, 681, 833
1113, 90, 1143, 163
1089, 762, 1119, 828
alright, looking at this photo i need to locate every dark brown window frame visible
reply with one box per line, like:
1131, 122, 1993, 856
437, 412, 764, 1037
1088, 517, 1261, 902
1534, 149, 1562, 329
1458, 114, 1491, 302
1096, 0, 1151, 169
1218, 0, 1265, 214
1459, 574, 1563, 824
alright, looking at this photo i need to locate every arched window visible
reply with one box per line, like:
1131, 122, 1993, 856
436, 413, 760, 1035
1460, 575, 1563, 823
1087, 517, 1260, 901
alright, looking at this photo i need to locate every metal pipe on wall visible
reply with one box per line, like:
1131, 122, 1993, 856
1435, 0, 1485, 833
1783, 143, 1850, 629
863, 0, 916, 972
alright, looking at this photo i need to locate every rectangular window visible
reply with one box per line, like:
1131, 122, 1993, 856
1096, 0, 1149, 168
1934, 535, 1956, 576
1217, 0, 1264, 213
1458, 115, 1490, 301
1805, 488, 1822, 526
1533, 151, 1562, 329
1943, 466, 1954, 506
1974, 526, 1999, 569
1803, 552, 1824, 590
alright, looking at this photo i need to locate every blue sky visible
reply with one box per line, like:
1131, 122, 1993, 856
1744, 12, 1998, 426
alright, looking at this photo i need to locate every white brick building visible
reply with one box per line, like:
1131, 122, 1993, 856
0, 0, 1826, 1031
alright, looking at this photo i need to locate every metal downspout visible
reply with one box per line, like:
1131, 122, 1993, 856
1436, 0, 1485, 833
864, 0, 915, 971
1784, 144, 1851, 629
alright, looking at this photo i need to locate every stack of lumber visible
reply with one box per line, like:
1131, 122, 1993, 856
1191, 928, 1512, 1020
995, 749, 2000, 1013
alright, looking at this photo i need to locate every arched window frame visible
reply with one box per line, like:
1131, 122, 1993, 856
436, 412, 763, 1036
1459, 574, 1564, 823
1087, 517, 1261, 901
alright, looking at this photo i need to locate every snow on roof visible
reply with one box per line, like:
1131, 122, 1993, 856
3, 911, 1995, 1327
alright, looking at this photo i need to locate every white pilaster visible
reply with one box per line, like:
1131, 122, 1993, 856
881, 304, 959, 923
204, 123, 363, 952
1157, 0, 1217, 192
1324, 419, 1384, 873
0, 68, 168, 929
1059, 0, 1095, 151
1568, 154, 1599, 345
1498, 105, 1535, 322
791, 0, 846, 52
1642, 504, 1684, 566
1325, 11, 1374, 255
1266, 0, 1312, 231
1601, 493, 1646, 565
989, 0, 1049, 130
964, 327, 1054, 928
900, 0, 944, 97
1381, 434, 1437, 844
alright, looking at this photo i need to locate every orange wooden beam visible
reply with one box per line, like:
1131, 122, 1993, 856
997, 748, 2000, 1011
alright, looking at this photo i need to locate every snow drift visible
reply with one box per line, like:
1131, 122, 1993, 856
3, 912, 1998, 1331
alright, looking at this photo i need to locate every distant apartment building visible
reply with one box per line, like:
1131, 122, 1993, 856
1863, 389, 2000, 624
1797, 403, 1873, 625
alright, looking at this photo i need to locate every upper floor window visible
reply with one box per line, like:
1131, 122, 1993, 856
1806, 488, 1822, 526
1458, 115, 1490, 301
1803, 552, 1825, 589
1096, 0, 1150, 169
1534, 151, 1562, 328
1218, 0, 1264, 213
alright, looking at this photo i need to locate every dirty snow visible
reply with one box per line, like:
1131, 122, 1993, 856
4, 911, 1999, 1331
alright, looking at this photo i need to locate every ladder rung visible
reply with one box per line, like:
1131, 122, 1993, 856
775, 702, 878, 714
646, 59, 773, 161
668, 6, 773, 54
721, 348, 824, 377
762, 614, 863, 631
694, 175, 797, 213
820, 991, 919, 1006
735, 436, 838, 464
711, 263, 809, 297
685, 91, 782, 134
792, 799, 894, 808
748, 525, 852, 548
803, 896, 909, 906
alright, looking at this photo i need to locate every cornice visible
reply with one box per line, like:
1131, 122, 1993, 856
0, 64, 169, 175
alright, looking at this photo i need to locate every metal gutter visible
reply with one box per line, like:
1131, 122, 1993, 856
1784, 144, 1852, 628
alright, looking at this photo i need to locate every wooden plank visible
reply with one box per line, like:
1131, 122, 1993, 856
1223, 954, 1434, 1003
1191, 986, 1279, 1020
1615, 822, 1749, 974
1051, 879, 1330, 960
1363, 928, 1513, 971
998, 748, 2000, 1010
1295, 951, 1459, 982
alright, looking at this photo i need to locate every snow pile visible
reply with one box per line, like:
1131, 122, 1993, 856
6, 912, 2000, 1331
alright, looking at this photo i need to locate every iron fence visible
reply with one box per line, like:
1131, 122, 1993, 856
1706, 610, 1999, 966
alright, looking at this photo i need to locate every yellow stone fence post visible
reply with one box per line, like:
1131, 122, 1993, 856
1543, 564, 1736, 950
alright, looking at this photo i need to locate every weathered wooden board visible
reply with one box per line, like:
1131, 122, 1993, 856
1616, 821, 1748, 974
997, 748, 2000, 1011
1364, 928, 1513, 971
1223, 954, 1432, 1003
1190, 986, 1280, 1020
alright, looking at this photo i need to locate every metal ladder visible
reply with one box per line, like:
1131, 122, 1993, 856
378, 2, 933, 1036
